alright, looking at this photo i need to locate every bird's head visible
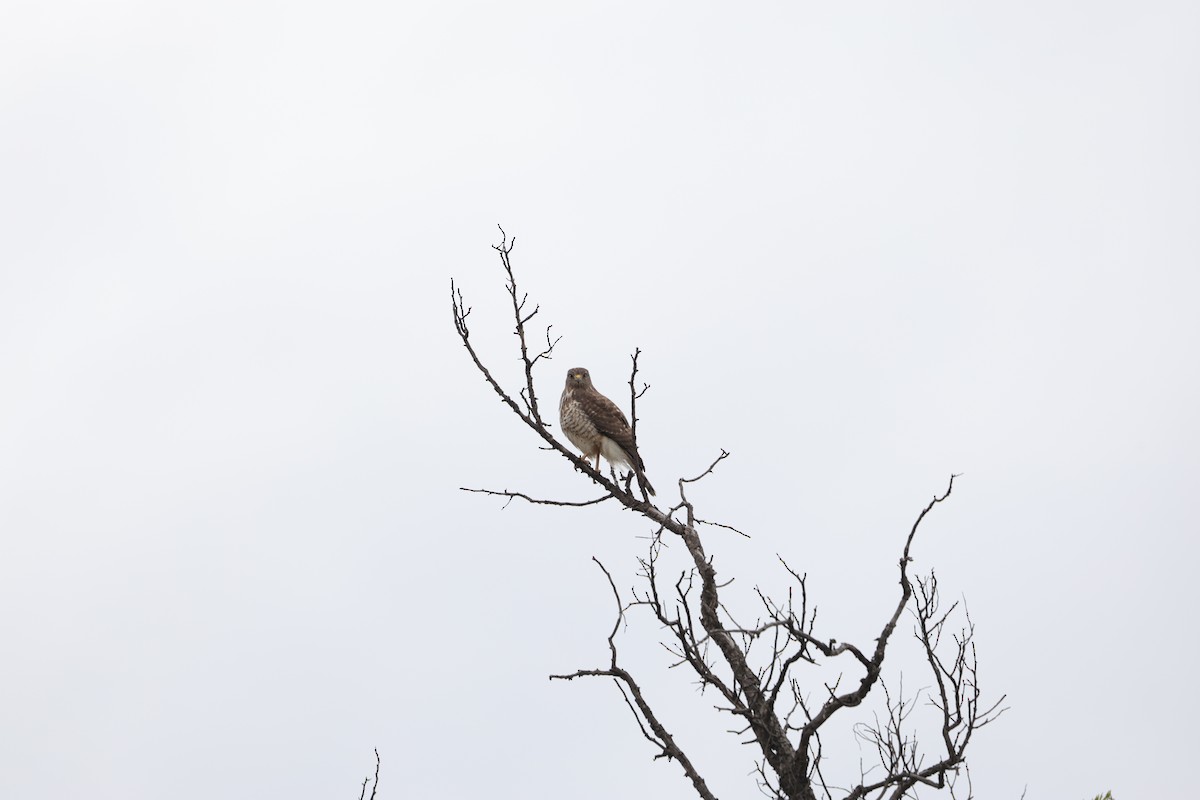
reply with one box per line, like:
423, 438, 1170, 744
565, 367, 593, 390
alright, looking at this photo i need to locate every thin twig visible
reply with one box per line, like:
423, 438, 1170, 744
460, 487, 614, 508
357, 749, 380, 800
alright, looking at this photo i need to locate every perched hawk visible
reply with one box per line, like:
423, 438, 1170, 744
560, 367, 656, 497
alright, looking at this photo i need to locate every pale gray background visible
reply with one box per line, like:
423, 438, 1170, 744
2, 2, 1197, 798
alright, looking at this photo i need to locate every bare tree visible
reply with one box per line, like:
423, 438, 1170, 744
451, 229, 1006, 800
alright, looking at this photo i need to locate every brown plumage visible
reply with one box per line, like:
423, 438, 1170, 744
559, 367, 656, 497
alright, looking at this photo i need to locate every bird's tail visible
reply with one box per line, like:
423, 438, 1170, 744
636, 469, 656, 498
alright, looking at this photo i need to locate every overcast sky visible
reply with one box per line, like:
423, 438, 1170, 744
2, 2, 1198, 798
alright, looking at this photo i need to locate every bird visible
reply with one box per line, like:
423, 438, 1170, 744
559, 367, 656, 497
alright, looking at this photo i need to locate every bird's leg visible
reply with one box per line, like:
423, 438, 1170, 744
594, 454, 600, 471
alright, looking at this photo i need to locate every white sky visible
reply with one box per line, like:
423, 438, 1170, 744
2, 2, 1198, 798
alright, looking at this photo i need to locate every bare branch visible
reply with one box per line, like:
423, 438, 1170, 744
357, 748, 379, 800
460, 486, 613, 508
549, 558, 719, 800
696, 516, 751, 539
628, 348, 649, 443
681, 449, 732, 487
800, 474, 961, 782
530, 324, 563, 369
492, 227, 547, 423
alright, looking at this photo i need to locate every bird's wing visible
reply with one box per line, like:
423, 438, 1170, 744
586, 392, 645, 469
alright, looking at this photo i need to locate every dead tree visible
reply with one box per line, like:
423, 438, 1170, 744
451, 229, 1006, 800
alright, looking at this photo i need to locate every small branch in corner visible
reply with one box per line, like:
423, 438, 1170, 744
357, 748, 380, 800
